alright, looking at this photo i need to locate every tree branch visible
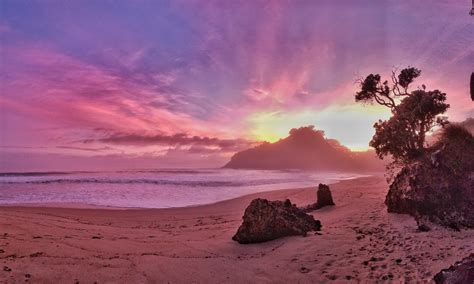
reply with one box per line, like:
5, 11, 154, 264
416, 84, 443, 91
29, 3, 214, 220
391, 70, 404, 97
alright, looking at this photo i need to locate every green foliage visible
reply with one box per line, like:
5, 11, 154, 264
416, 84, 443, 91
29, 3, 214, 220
355, 67, 450, 164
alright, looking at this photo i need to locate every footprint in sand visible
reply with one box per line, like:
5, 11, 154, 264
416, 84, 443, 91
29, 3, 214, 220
299, 267, 311, 273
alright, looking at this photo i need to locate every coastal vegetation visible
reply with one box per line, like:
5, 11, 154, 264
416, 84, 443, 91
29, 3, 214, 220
356, 68, 474, 229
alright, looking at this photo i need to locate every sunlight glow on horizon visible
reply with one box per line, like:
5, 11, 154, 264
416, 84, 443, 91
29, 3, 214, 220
246, 104, 392, 151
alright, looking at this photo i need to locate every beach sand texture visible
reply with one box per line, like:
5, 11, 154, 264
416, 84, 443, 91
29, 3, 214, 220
1, 177, 472, 283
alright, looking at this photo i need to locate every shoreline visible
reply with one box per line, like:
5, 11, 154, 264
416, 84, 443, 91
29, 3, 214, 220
1, 176, 472, 283
0, 174, 377, 210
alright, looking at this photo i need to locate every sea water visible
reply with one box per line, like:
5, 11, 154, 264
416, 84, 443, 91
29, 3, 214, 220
0, 169, 369, 208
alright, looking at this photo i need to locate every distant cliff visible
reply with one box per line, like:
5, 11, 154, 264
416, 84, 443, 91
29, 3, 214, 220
224, 126, 384, 172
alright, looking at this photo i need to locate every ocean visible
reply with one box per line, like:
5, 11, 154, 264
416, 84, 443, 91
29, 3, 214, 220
0, 169, 369, 208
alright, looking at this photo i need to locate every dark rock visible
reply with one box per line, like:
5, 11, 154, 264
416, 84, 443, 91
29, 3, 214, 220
302, 184, 335, 212
232, 198, 321, 244
434, 254, 474, 284
315, 184, 335, 209
386, 161, 474, 228
385, 126, 474, 229
417, 223, 431, 232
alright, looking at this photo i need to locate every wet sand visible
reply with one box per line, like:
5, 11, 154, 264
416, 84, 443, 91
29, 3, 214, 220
0, 176, 472, 283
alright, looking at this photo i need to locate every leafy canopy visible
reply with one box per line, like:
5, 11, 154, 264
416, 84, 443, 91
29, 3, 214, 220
355, 67, 449, 164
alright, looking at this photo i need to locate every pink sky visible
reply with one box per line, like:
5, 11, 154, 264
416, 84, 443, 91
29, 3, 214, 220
0, 0, 473, 171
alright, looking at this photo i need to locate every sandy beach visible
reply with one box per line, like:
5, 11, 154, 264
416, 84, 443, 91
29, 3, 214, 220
0, 176, 472, 283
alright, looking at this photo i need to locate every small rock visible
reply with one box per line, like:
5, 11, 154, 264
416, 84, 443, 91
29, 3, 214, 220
3, 266, 11, 272
314, 184, 335, 209
302, 184, 336, 212
418, 223, 431, 232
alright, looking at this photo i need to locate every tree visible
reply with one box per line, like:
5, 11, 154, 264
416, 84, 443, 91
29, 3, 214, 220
355, 67, 449, 164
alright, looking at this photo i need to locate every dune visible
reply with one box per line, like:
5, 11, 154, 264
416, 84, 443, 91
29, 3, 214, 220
0, 176, 472, 283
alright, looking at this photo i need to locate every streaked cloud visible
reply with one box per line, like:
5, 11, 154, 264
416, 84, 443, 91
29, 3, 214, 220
83, 132, 256, 153
0, 0, 472, 170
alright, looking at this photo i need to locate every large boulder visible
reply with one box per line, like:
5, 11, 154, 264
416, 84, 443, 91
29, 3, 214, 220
232, 198, 321, 244
302, 184, 335, 212
385, 125, 474, 229
434, 254, 474, 283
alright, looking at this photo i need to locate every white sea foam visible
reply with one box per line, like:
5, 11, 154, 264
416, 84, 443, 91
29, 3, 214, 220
0, 169, 370, 208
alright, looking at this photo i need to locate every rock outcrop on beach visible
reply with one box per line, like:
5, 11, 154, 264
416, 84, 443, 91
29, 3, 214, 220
232, 198, 321, 244
433, 254, 474, 284
302, 184, 335, 212
385, 125, 474, 229
224, 126, 383, 172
